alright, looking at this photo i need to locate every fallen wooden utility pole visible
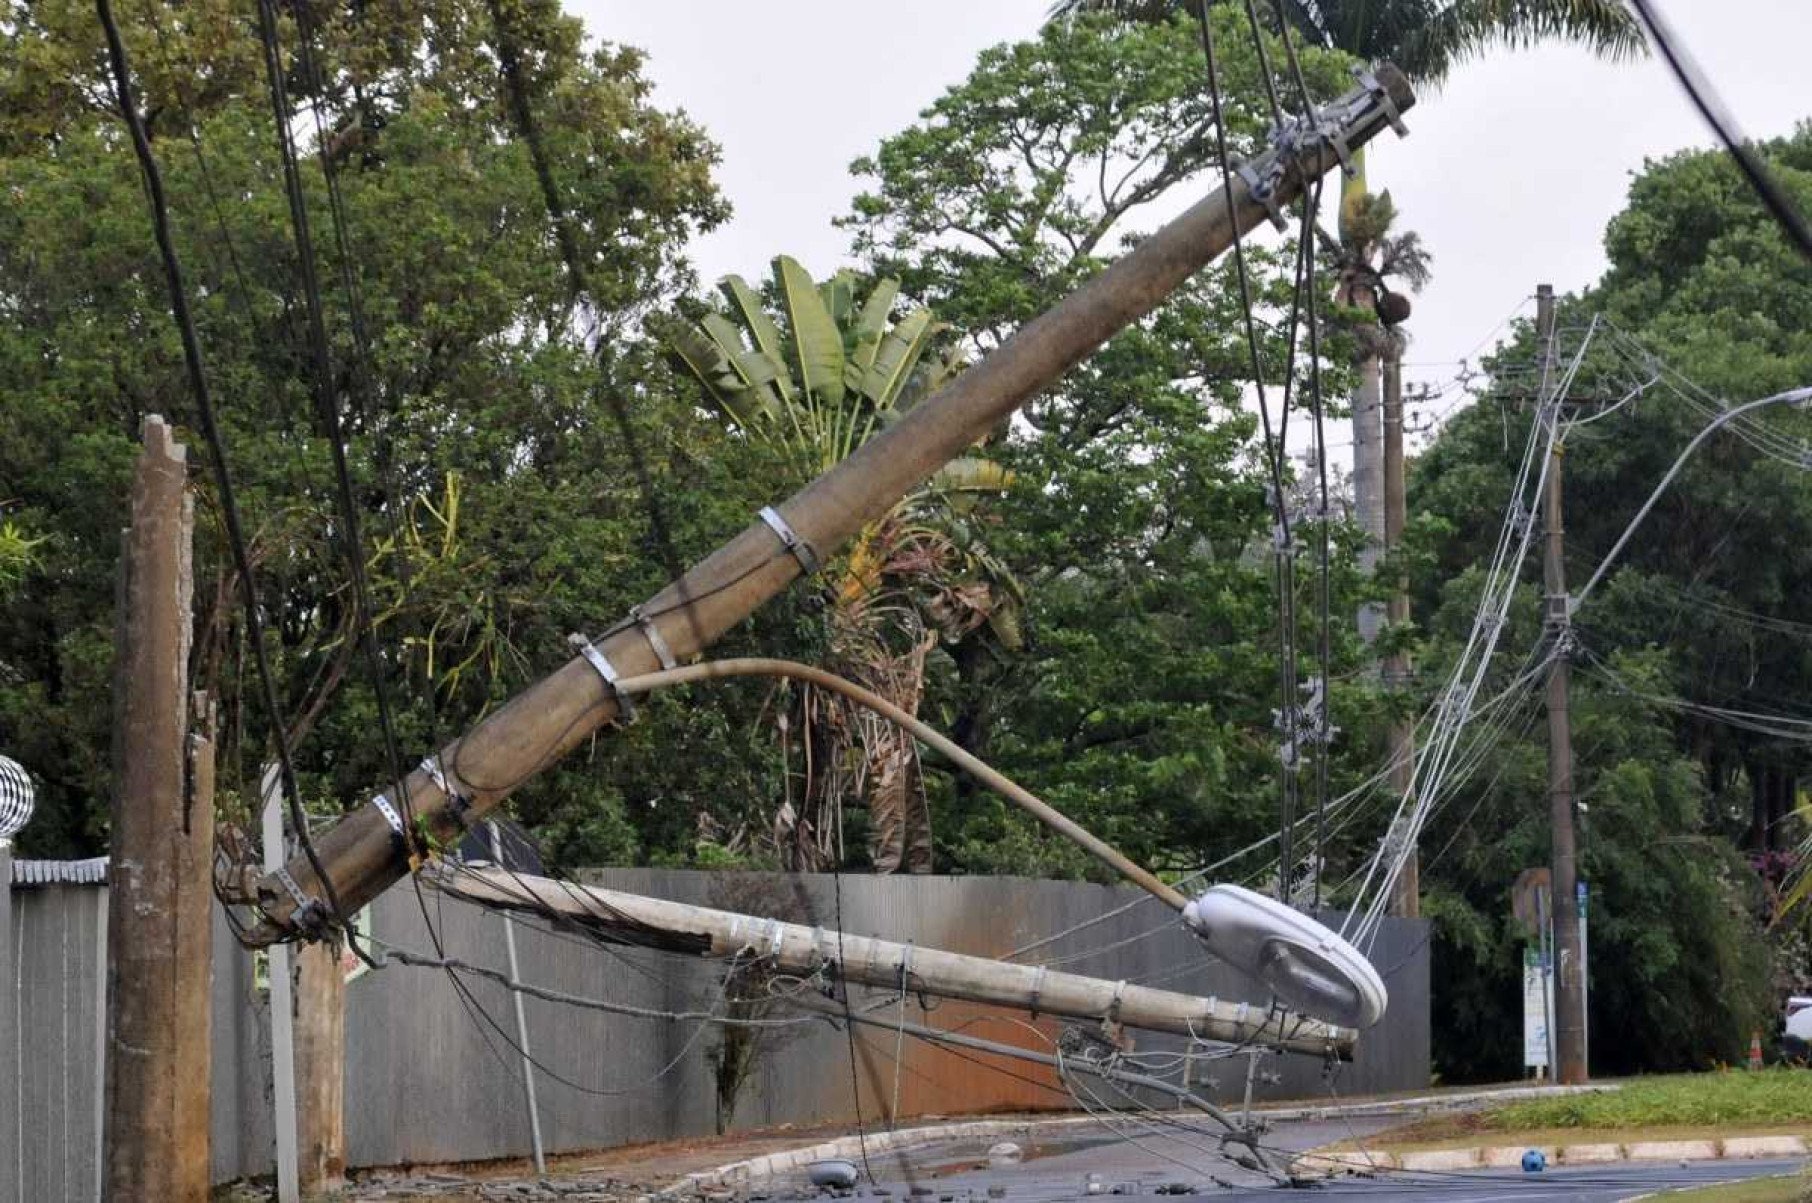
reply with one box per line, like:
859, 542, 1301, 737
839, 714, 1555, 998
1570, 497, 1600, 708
244, 68, 1416, 944
428, 865, 1357, 1059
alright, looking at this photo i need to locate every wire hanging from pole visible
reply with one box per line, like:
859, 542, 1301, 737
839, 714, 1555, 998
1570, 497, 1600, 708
95, 0, 349, 935
1258, 0, 1337, 913
482, 0, 703, 649
250, 7, 568, 1094
251, 0, 412, 831
1627, 0, 1812, 268
1190, 0, 1306, 910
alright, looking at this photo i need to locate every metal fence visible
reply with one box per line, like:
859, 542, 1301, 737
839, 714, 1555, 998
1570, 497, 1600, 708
3, 852, 109, 1203
6, 861, 1429, 1193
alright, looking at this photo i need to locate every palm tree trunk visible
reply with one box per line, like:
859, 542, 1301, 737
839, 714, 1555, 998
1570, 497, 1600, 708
860, 631, 937, 874
1352, 348, 1385, 573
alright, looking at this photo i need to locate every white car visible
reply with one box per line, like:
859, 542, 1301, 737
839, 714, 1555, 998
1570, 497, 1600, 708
1786, 996, 1812, 1059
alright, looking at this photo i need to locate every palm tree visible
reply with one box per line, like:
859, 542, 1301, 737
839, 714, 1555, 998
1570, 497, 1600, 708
1046, 0, 1643, 84
661, 257, 1022, 874
1331, 187, 1429, 576
1046, 0, 1643, 548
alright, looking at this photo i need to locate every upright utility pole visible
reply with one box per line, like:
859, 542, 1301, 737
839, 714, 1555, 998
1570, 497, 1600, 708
104, 415, 212, 1202
1381, 335, 1417, 918
1536, 284, 1587, 1085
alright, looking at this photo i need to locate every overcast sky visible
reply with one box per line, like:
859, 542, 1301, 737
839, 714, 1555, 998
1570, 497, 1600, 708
580, 0, 1812, 450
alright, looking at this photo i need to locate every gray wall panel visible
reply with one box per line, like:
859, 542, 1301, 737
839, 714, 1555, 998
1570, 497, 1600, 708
10, 884, 106, 1202
14, 870, 1429, 1183
209, 904, 275, 1184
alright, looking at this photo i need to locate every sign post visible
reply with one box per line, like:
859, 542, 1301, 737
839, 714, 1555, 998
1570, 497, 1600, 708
1578, 880, 1589, 1071
261, 768, 301, 1203
1522, 946, 1551, 1078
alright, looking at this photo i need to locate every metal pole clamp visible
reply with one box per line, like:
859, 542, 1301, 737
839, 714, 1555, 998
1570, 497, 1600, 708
628, 605, 678, 670
568, 633, 636, 723
759, 505, 819, 575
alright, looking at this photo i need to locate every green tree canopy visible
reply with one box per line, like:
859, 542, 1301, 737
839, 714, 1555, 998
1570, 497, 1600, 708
0, 0, 741, 859
1405, 129, 1812, 1076
841, 10, 1392, 880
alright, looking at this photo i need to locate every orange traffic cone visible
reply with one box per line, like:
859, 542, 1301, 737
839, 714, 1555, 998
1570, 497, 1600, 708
1748, 1031, 1764, 1071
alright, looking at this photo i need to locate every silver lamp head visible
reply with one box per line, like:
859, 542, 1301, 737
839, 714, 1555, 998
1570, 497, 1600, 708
1182, 883, 1388, 1029
0, 754, 35, 842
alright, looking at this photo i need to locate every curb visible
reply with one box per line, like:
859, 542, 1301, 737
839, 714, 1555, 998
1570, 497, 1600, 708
644, 1084, 1617, 1197
648, 1117, 1093, 1199
1298, 1134, 1809, 1178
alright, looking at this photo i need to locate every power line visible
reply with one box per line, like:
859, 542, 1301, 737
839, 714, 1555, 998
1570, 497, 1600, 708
1342, 321, 1603, 948
371, 938, 822, 1028
482, 0, 698, 640
251, 0, 415, 852
1576, 642, 1812, 744
1627, 0, 1812, 268
95, 0, 347, 935
1191, 2, 1310, 914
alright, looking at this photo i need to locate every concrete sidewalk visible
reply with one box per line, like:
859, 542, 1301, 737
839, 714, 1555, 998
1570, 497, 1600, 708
1311, 1134, 1809, 1176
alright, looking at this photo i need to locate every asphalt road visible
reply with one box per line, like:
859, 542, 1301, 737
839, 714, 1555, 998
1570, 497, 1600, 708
766, 1117, 1806, 1202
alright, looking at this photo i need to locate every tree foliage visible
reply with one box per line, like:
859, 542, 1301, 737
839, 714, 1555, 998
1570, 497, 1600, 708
660, 257, 1018, 873
0, 0, 736, 858
1408, 130, 1812, 1076
840, 11, 1395, 880
1045, 0, 1644, 85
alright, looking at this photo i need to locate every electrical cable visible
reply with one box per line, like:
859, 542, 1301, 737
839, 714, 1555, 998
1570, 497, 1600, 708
613, 658, 1188, 911
830, 864, 877, 1182
889, 954, 908, 1128
1340, 319, 1600, 945
482, 0, 702, 651
1192, 1, 1308, 916
1237, 0, 1286, 129
284, 0, 460, 792
264, 9, 544, 1083
1627, 0, 1812, 268
1056, 1044, 1273, 1183
1301, 173, 1334, 909
1576, 642, 1812, 743
240, 31, 556, 1114
368, 938, 822, 1028
1265, 0, 1318, 116
132, 0, 328, 848
1008, 645, 1539, 975
251, 0, 416, 974
95, 0, 349, 934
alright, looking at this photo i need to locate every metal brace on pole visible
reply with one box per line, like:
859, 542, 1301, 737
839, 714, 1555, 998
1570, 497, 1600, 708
262, 767, 301, 1203
490, 821, 547, 1176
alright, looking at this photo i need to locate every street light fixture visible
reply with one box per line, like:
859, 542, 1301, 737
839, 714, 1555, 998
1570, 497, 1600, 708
1183, 883, 1388, 1028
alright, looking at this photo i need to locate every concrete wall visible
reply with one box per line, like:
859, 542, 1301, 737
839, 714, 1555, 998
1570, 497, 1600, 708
10, 868, 1429, 1190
